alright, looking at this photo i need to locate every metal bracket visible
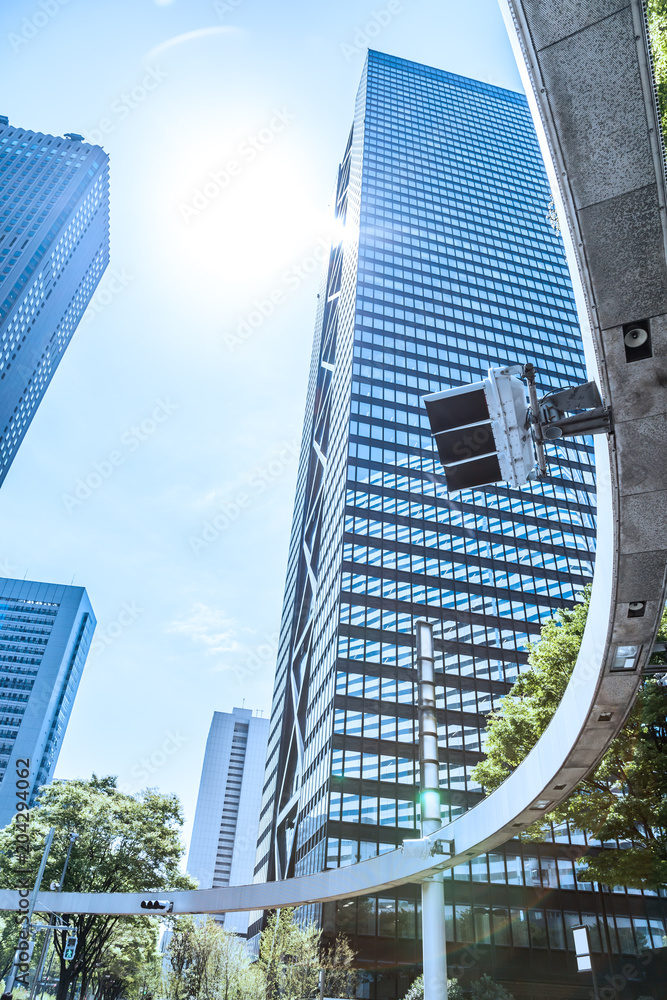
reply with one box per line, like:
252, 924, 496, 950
401, 837, 455, 860
431, 839, 455, 856
522, 364, 612, 476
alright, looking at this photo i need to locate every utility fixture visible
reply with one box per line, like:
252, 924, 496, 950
423, 362, 612, 491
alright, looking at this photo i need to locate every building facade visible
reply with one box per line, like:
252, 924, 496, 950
0, 577, 96, 828
188, 708, 269, 937
252, 51, 667, 998
0, 119, 110, 486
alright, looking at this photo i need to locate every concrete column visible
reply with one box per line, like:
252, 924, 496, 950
416, 620, 447, 1000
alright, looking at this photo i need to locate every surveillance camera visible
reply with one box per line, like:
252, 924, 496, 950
624, 327, 648, 348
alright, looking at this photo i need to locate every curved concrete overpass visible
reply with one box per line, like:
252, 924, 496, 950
2, 0, 666, 917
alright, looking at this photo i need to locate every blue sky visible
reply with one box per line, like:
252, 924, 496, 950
0, 0, 523, 851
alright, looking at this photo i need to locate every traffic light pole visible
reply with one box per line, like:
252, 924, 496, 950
2, 828, 54, 1000
30, 831, 77, 1000
416, 621, 447, 1000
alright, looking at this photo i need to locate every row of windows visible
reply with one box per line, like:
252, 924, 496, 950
344, 483, 595, 529
334, 894, 666, 954
357, 241, 572, 283
335, 671, 416, 703
339, 580, 556, 629
342, 543, 586, 594
335, 667, 512, 703
357, 255, 576, 298
330, 793, 419, 829
334, 709, 416, 743
338, 626, 534, 662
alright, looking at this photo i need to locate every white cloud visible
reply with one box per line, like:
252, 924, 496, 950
167, 603, 242, 657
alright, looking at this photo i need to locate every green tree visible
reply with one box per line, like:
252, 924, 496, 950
472, 592, 667, 889
258, 908, 323, 1000
0, 775, 195, 1000
0, 915, 20, 983
320, 934, 357, 998
647, 0, 667, 149
166, 916, 262, 1000
401, 975, 464, 1000
470, 974, 516, 1000
90, 918, 161, 1000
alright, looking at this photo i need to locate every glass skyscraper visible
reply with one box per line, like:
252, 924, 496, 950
253, 52, 667, 998
0, 119, 110, 486
0, 577, 96, 828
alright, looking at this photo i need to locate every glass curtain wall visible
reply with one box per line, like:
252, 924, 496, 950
252, 50, 667, 998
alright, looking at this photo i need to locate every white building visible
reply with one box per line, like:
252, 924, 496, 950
187, 707, 269, 937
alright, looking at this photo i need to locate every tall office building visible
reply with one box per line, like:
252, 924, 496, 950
0, 119, 110, 486
253, 51, 667, 998
188, 708, 269, 937
0, 577, 96, 828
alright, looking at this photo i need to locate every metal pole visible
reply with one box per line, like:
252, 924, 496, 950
523, 363, 547, 476
31, 831, 77, 1000
416, 621, 447, 1000
595, 882, 615, 978
3, 828, 54, 999
319, 966, 325, 1000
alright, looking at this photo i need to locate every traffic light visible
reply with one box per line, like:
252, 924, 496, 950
140, 900, 173, 912
63, 935, 78, 961
423, 365, 534, 491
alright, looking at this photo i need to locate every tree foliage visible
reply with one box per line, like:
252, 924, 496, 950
0, 914, 20, 984
401, 975, 464, 1000
166, 916, 262, 1000
90, 918, 161, 1000
258, 908, 320, 1000
471, 591, 667, 889
257, 908, 356, 999
320, 933, 357, 998
470, 975, 516, 1000
0, 775, 194, 1000
647, 0, 667, 150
